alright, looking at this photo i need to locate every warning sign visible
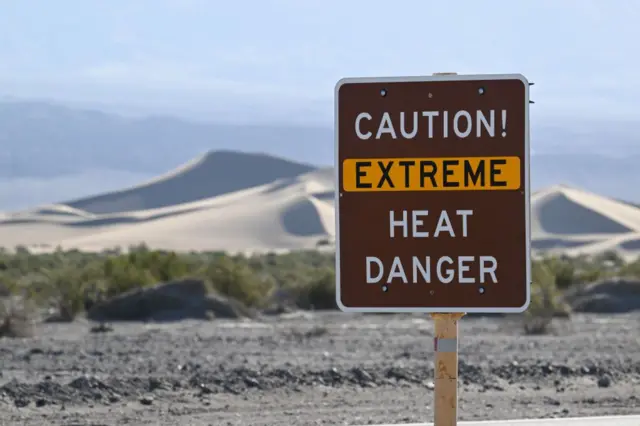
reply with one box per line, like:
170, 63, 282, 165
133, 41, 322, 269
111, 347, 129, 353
334, 74, 531, 313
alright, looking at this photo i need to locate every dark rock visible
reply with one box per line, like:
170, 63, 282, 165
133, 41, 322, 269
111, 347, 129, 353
87, 278, 255, 322
597, 375, 612, 388
140, 396, 154, 405
262, 304, 295, 316
199, 384, 214, 394
351, 367, 373, 384
565, 278, 640, 313
90, 323, 113, 333
15, 398, 30, 408
244, 377, 261, 388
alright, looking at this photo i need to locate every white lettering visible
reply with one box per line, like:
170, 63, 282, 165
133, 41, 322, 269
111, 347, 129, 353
453, 110, 472, 138
433, 210, 455, 237
353, 109, 507, 140
389, 210, 408, 238
355, 112, 372, 140
421, 111, 439, 138
376, 112, 397, 139
436, 256, 454, 283
477, 110, 495, 137
443, 111, 449, 138
400, 111, 418, 139
411, 210, 429, 237
366, 257, 384, 283
389, 209, 473, 238
458, 256, 475, 283
387, 257, 408, 283
366, 256, 498, 285
479, 256, 498, 283
456, 210, 473, 237
412, 257, 430, 283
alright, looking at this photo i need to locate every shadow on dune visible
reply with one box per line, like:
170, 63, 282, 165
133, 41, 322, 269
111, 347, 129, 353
536, 192, 632, 235
64, 151, 316, 215
531, 238, 597, 250
621, 238, 640, 250
261, 177, 298, 194
311, 190, 334, 201
32, 208, 87, 217
64, 206, 204, 228
281, 198, 328, 237
0, 206, 205, 228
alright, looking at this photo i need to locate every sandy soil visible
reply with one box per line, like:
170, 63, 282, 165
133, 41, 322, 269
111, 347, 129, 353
1, 312, 640, 426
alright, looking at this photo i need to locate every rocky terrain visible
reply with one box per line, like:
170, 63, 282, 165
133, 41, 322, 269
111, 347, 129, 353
1, 311, 639, 425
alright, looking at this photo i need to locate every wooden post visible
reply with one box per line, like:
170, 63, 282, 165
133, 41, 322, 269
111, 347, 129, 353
430, 72, 465, 426
431, 312, 465, 425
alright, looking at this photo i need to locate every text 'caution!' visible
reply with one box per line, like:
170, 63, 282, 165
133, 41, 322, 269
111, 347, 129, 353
342, 156, 521, 192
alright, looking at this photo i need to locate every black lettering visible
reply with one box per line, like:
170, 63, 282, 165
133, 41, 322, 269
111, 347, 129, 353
398, 160, 415, 187
419, 161, 438, 187
464, 160, 485, 187
377, 161, 394, 188
442, 160, 460, 187
355, 161, 372, 188
490, 159, 507, 187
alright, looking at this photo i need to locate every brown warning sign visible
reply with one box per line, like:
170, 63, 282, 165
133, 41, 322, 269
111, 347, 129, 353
334, 74, 531, 313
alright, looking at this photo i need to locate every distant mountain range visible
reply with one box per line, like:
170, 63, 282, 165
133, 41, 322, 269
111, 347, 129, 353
0, 100, 331, 178
0, 99, 638, 209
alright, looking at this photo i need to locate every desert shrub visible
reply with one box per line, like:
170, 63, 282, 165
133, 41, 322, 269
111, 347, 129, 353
40, 264, 87, 321
594, 250, 626, 267
201, 255, 275, 308
102, 256, 157, 297
0, 245, 638, 320
539, 257, 576, 290
619, 257, 640, 279
0, 275, 19, 297
533, 254, 621, 290
124, 244, 193, 281
0, 296, 36, 338
524, 260, 572, 335
292, 268, 336, 310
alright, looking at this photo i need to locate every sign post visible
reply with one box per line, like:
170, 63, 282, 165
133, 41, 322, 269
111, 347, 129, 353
334, 72, 531, 425
429, 72, 464, 426
432, 312, 464, 425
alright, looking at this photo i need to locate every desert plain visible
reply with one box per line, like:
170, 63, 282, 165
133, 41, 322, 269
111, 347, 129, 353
1, 311, 639, 425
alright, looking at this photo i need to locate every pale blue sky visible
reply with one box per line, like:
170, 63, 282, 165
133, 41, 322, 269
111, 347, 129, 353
1, 0, 639, 125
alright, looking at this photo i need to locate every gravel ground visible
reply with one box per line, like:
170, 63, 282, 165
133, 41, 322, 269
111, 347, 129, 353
1, 311, 640, 425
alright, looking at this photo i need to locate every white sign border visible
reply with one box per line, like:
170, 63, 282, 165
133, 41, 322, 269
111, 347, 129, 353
333, 73, 531, 314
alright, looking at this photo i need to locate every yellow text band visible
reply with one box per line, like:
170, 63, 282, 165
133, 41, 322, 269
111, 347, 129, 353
342, 156, 521, 192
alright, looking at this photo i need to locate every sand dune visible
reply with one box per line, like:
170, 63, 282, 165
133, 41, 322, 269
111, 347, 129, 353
0, 155, 335, 253
531, 185, 640, 260
0, 151, 638, 259
63, 150, 315, 214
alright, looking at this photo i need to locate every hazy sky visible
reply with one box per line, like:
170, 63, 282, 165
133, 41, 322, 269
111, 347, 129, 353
1, 0, 639, 125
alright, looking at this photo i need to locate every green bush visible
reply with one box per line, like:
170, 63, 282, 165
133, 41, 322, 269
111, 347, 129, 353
201, 254, 274, 308
0, 246, 639, 323
291, 268, 336, 310
102, 256, 157, 297
620, 257, 640, 279
523, 261, 563, 335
